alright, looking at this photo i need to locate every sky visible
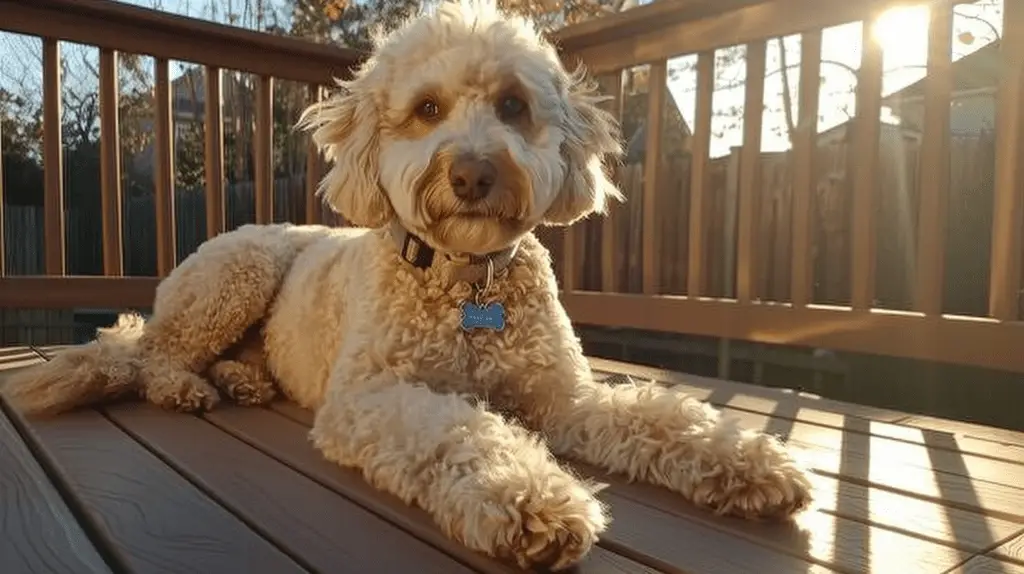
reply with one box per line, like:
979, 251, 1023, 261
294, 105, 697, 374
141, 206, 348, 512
0, 0, 1006, 158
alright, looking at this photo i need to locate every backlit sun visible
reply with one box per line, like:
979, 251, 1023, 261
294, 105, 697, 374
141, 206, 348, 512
871, 4, 931, 49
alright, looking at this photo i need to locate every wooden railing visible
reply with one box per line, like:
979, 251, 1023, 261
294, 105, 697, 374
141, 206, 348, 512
0, 0, 361, 307
0, 0, 1022, 374
551, 0, 1024, 373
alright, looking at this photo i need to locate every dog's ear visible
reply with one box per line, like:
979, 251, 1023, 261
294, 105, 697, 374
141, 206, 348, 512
298, 70, 394, 228
543, 67, 624, 226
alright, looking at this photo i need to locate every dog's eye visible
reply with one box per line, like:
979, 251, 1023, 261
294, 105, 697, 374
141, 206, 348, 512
497, 95, 528, 122
415, 98, 441, 121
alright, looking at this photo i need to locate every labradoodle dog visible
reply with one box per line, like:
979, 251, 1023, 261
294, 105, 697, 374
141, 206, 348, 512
3, 1, 813, 569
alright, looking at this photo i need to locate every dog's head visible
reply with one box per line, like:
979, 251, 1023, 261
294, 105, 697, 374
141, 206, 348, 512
299, 0, 623, 255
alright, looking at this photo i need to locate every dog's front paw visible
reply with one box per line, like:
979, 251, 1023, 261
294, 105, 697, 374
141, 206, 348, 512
459, 474, 607, 570
686, 430, 813, 521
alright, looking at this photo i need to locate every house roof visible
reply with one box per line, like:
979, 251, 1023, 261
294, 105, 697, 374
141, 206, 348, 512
882, 40, 1001, 104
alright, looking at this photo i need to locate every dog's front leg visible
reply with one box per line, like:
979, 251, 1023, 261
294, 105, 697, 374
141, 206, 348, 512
309, 370, 607, 570
521, 331, 813, 521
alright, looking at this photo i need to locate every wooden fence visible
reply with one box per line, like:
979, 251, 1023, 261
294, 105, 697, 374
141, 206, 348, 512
1, 174, 339, 277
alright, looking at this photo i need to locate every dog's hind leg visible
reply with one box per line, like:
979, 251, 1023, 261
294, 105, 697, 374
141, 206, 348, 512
137, 223, 332, 412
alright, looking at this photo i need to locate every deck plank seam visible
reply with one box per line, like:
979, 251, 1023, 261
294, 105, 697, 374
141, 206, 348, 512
97, 407, 321, 574
889, 415, 915, 425
199, 409, 503, 574
28, 344, 55, 361
984, 526, 1024, 565
0, 397, 131, 574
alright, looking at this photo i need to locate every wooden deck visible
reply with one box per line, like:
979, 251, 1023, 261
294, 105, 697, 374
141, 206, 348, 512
2, 346, 1023, 574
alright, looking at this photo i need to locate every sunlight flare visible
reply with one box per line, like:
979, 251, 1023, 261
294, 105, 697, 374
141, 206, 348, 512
872, 4, 931, 49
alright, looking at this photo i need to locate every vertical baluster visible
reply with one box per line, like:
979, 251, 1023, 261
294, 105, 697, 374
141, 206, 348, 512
850, 20, 884, 311
687, 51, 715, 297
43, 38, 65, 276
914, 6, 954, 316
154, 57, 176, 276
790, 31, 823, 307
0, 103, 5, 277
305, 84, 324, 226
561, 223, 579, 291
255, 75, 274, 224
989, 0, 1024, 321
205, 66, 225, 238
601, 70, 623, 293
736, 40, 767, 305
642, 60, 667, 295
99, 48, 124, 276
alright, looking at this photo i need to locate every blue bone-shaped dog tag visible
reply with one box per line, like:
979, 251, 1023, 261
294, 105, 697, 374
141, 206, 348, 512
460, 301, 506, 331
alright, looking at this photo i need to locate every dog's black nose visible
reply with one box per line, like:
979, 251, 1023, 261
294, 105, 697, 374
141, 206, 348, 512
449, 156, 496, 201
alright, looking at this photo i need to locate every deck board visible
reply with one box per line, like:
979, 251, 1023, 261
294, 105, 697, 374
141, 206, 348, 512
3, 348, 1022, 573
899, 415, 1024, 449
270, 386, 1024, 572
206, 405, 670, 574
0, 405, 110, 574
990, 531, 1024, 565
590, 358, 1024, 466
593, 368, 1024, 525
239, 404, 834, 574
105, 402, 475, 574
267, 403, 969, 573
14, 408, 306, 573
954, 555, 1024, 573
0, 347, 47, 373
575, 460, 971, 573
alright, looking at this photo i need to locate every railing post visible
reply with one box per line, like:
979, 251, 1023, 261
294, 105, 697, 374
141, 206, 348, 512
686, 52, 714, 297
43, 38, 66, 276
205, 66, 226, 239
305, 84, 324, 226
736, 40, 767, 305
154, 57, 177, 276
0, 109, 5, 277
790, 31, 822, 308
601, 70, 623, 294
849, 18, 884, 311
255, 75, 274, 225
914, 6, 953, 317
99, 48, 124, 277
989, 0, 1024, 321
642, 60, 668, 295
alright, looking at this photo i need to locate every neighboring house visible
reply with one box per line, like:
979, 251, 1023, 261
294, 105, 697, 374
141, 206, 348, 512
619, 66, 692, 165
881, 40, 1000, 136
129, 65, 247, 178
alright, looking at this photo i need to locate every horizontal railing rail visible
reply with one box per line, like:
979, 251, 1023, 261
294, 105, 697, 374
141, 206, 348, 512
0, 0, 363, 85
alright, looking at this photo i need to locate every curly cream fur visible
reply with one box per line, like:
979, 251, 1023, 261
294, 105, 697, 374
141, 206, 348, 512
2, 1, 812, 569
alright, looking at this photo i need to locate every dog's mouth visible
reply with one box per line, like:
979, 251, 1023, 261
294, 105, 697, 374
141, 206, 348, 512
428, 194, 525, 224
